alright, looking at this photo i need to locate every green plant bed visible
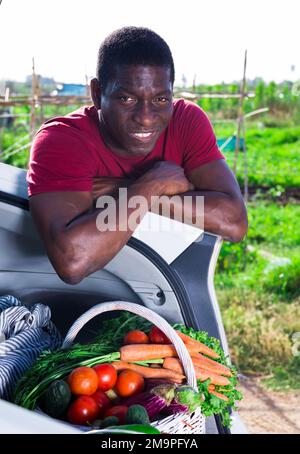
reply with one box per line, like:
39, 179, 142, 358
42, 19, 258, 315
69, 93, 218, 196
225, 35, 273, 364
215, 125, 300, 190
262, 358, 300, 391
216, 200, 300, 389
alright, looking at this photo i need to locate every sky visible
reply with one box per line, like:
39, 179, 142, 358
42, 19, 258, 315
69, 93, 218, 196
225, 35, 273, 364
1, 0, 300, 86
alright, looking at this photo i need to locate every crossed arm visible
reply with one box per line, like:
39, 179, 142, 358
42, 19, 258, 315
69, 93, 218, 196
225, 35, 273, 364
153, 159, 248, 243
29, 159, 247, 284
91, 160, 247, 242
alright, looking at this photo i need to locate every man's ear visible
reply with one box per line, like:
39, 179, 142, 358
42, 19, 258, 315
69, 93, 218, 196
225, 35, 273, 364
90, 78, 102, 109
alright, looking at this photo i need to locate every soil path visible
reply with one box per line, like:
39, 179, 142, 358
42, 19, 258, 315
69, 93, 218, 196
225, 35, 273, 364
237, 377, 300, 434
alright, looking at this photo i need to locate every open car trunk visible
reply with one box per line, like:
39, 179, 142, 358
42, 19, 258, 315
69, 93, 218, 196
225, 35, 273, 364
0, 162, 247, 434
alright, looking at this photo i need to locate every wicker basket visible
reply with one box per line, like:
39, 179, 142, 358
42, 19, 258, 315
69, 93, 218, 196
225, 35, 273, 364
62, 301, 206, 434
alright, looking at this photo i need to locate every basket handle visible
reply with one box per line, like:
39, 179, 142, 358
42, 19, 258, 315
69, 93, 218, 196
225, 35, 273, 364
62, 301, 198, 390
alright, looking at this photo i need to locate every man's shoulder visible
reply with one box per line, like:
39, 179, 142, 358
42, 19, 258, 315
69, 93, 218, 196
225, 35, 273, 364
172, 98, 207, 121
37, 105, 98, 136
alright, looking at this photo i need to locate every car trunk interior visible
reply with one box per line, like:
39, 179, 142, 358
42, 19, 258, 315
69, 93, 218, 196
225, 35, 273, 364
0, 163, 234, 433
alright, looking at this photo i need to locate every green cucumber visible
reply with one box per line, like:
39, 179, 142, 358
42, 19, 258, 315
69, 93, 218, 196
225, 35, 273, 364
42, 380, 71, 418
126, 404, 150, 425
100, 416, 120, 428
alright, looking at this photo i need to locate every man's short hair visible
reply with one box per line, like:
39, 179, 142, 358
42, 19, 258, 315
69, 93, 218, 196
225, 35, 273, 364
97, 26, 175, 91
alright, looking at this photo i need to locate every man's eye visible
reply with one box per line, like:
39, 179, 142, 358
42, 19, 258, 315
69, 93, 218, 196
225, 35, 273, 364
155, 97, 169, 103
120, 96, 134, 103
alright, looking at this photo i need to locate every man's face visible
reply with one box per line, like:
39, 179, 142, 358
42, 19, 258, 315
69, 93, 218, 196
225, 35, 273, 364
95, 65, 173, 157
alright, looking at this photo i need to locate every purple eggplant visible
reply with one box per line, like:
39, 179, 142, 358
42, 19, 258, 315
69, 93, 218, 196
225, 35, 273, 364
122, 382, 177, 421
122, 391, 167, 421
162, 399, 188, 416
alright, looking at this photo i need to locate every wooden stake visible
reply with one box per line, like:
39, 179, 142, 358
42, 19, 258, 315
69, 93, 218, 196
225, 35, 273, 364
233, 50, 247, 175
4, 87, 10, 102
85, 74, 90, 97
29, 57, 37, 139
242, 120, 248, 204
192, 74, 197, 93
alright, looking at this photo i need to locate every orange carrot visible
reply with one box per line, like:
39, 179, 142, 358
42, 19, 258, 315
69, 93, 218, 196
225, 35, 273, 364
208, 385, 229, 402
163, 357, 184, 374
163, 357, 230, 387
120, 343, 201, 362
191, 355, 232, 377
175, 331, 220, 359
194, 366, 230, 386
192, 353, 232, 375
111, 361, 184, 383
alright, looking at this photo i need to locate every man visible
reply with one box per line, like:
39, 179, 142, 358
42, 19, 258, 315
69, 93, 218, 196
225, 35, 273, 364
27, 27, 248, 285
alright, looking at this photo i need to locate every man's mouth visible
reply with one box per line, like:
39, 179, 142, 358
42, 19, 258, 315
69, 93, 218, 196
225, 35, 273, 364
129, 131, 157, 142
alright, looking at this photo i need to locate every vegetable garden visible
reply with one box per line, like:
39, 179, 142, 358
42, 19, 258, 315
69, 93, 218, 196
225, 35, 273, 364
1, 78, 299, 394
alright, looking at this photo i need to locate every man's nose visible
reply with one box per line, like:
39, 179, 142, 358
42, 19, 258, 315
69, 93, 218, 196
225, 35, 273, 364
132, 101, 156, 128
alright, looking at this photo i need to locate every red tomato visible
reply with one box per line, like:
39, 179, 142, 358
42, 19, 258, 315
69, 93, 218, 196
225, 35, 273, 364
114, 369, 144, 398
149, 326, 170, 344
67, 366, 98, 396
104, 405, 128, 424
90, 390, 112, 416
124, 330, 149, 345
93, 363, 117, 392
67, 396, 99, 425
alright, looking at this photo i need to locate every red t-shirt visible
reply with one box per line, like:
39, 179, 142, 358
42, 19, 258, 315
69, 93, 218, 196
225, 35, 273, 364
27, 98, 224, 196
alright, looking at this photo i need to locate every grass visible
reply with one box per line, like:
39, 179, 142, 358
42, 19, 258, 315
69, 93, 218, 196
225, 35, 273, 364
0, 104, 83, 169
216, 201, 300, 390
262, 358, 300, 391
214, 123, 300, 190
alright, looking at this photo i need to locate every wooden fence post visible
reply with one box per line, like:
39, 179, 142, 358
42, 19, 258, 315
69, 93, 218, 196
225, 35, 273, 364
29, 58, 37, 139
233, 50, 247, 175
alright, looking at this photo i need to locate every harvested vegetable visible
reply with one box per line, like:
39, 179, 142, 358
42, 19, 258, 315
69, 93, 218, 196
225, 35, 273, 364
122, 383, 177, 421
92, 363, 117, 391
122, 391, 167, 421
174, 386, 202, 413
175, 331, 219, 359
208, 385, 229, 402
68, 367, 98, 396
67, 395, 99, 425
100, 416, 119, 428
162, 400, 188, 415
41, 379, 71, 418
149, 326, 170, 344
124, 330, 149, 345
120, 343, 201, 362
162, 357, 230, 386
112, 361, 184, 383
191, 354, 232, 377
126, 404, 150, 425
13, 312, 242, 428
104, 405, 128, 424
114, 370, 144, 398
90, 390, 112, 416
163, 356, 232, 378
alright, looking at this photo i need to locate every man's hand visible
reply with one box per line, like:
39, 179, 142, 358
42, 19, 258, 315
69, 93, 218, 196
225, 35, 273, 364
137, 161, 194, 196
139, 160, 248, 243
92, 177, 133, 200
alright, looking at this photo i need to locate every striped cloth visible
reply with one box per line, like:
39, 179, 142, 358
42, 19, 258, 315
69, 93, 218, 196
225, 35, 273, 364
0, 295, 62, 400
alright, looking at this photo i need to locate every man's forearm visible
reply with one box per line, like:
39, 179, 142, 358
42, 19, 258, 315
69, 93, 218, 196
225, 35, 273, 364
53, 181, 164, 284
151, 190, 248, 242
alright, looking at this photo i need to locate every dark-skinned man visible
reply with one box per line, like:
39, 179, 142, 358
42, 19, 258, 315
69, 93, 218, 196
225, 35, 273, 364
27, 27, 248, 285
